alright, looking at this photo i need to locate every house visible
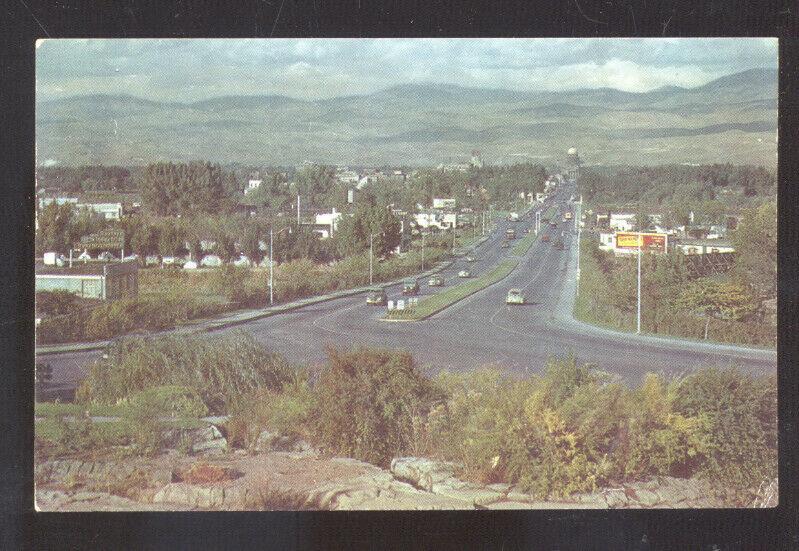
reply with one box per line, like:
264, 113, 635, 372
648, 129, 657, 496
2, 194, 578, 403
313, 208, 345, 237
673, 239, 735, 256
609, 213, 636, 232
35, 260, 138, 300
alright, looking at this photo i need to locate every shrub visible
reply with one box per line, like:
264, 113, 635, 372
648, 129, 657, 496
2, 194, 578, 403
671, 367, 777, 502
227, 377, 314, 449
129, 385, 209, 418
310, 346, 442, 467
76, 332, 293, 414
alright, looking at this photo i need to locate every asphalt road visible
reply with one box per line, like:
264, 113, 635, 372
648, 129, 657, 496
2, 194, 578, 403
39, 185, 777, 399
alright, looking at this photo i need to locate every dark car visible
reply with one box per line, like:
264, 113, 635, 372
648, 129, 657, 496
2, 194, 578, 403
402, 278, 420, 295
366, 288, 387, 305
554, 238, 564, 250
541, 233, 551, 243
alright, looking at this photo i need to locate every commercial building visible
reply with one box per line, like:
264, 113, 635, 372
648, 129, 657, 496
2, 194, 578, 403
35, 261, 138, 300
673, 240, 735, 256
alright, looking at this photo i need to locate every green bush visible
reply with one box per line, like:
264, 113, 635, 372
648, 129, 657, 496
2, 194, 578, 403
310, 346, 442, 467
227, 377, 314, 449
76, 332, 293, 414
671, 367, 777, 501
129, 385, 209, 418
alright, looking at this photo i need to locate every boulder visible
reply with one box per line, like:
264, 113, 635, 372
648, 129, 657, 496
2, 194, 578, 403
254, 430, 314, 454
189, 425, 228, 454
390, 457, 458, 492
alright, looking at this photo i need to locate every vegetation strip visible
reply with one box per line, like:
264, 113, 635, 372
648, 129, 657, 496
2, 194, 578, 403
384, 260, 519, 321
510, 230, 540, 256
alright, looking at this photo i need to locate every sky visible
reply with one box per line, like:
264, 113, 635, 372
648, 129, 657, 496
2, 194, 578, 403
36, 38, 778, 103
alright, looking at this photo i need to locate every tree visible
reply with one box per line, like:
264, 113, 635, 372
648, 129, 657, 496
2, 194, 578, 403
335, 200, 402, 258
140, 161, 236, 216
131, 220, 160, 258
240, 223, 264, 265
676, 280, 758, 322
36, 202, 74, 254
158, 219, 185, 257
732, 201, 777, 299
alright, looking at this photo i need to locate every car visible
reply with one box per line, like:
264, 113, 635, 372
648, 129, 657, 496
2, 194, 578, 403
554, 239, 564, 250
465, 255, 476, 262
402, 278, 420, 295
506, 289, 525, 305
500, 241, 510, 249
428, 275, 444, 287
524, 228, 531, 234
458, 269, 471, 278
541, 233, 551, 243
366, 288, 387, 305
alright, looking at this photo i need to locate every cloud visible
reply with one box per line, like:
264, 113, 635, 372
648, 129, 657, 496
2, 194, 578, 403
36, 38, 777, 103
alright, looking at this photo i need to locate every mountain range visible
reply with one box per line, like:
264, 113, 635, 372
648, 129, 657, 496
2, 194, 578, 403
36, 68, 778, 168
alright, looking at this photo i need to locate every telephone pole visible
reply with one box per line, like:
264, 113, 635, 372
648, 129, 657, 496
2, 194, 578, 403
636, 233, 642, 334
369, 233, 374, 285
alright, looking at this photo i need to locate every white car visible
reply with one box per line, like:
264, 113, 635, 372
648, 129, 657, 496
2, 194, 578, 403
506, 289, 525, 305
458, 269, 471, 278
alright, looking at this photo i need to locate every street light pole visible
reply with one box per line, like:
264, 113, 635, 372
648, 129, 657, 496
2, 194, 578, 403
636, 233, 642, 334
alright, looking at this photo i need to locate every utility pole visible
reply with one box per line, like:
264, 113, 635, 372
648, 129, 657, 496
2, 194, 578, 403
369, 233, 374, 285
452, 225, 457, 250
269, 227, 274, 305
575, 195, 582, 281
637, 233, 642, 334
296, 195, 300, 226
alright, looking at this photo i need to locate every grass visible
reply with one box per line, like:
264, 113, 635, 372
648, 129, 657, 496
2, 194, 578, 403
35, 402, 133, 418
510, 230, 540, 256
385, 260, 519, 321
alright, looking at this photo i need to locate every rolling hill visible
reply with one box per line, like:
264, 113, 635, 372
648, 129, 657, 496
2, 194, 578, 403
35, 68, 777, 167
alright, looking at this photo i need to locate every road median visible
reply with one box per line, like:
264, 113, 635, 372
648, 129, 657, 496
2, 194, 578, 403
383, 260, 519, 321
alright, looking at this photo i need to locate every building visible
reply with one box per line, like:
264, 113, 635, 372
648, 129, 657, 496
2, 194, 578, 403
311, 208, 349, 238
673, 239, 735, 256
432, 198, 457, 210
414, 211, 458, 230
35, 261, 138, 300
609, 213, 637, 232
565, 147, 581, 179
38, 195, 123, 220
598, 232, 615, 251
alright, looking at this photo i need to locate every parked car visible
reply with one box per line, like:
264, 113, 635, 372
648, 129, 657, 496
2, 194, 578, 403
500, 241, 510, 249
402, 278, 420, 295
428, 275, 444, 287
465, 255, 476, 262
524, 228, 531, 234
506, 289, 525, 305
366, 288, 387, 305
554, 238, 564, 250
458, 269, 471, 278
541, 233, 551, 243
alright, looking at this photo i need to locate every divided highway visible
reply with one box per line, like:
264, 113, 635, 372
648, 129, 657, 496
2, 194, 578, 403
39, 184, 777, 399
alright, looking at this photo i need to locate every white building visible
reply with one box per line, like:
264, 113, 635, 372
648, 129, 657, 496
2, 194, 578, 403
313, 208, 348, 238
598, 232, 615, 251
674, 240, 735, 255
244, 178, 263, 195
609, 213, 636, 232
414, 211, 458, 230
432, 198, 457, 210
79, 202, 123, 220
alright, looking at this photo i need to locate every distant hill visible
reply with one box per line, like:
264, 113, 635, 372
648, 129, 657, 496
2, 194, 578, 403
35, 68, 777, 167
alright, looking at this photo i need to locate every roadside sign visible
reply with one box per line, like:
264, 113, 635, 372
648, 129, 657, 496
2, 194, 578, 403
615, 232, 668, 253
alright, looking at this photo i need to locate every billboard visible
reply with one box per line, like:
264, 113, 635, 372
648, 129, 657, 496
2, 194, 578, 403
615, 232, 668, 254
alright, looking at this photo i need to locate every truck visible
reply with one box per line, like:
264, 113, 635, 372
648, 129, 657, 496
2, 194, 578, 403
564, 211, 573, 221
505, 228, 516, 240
506, 212, 520, 222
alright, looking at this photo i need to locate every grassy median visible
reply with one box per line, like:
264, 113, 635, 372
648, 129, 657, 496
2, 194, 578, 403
510, 230, 539, 256
384, 260, 519, 321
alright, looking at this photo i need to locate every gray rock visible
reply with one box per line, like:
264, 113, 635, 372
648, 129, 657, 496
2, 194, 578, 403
633, 489, 661, 507
390, 457, 458, 492
190, 425, 228, 454
486, 483, 513, 494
